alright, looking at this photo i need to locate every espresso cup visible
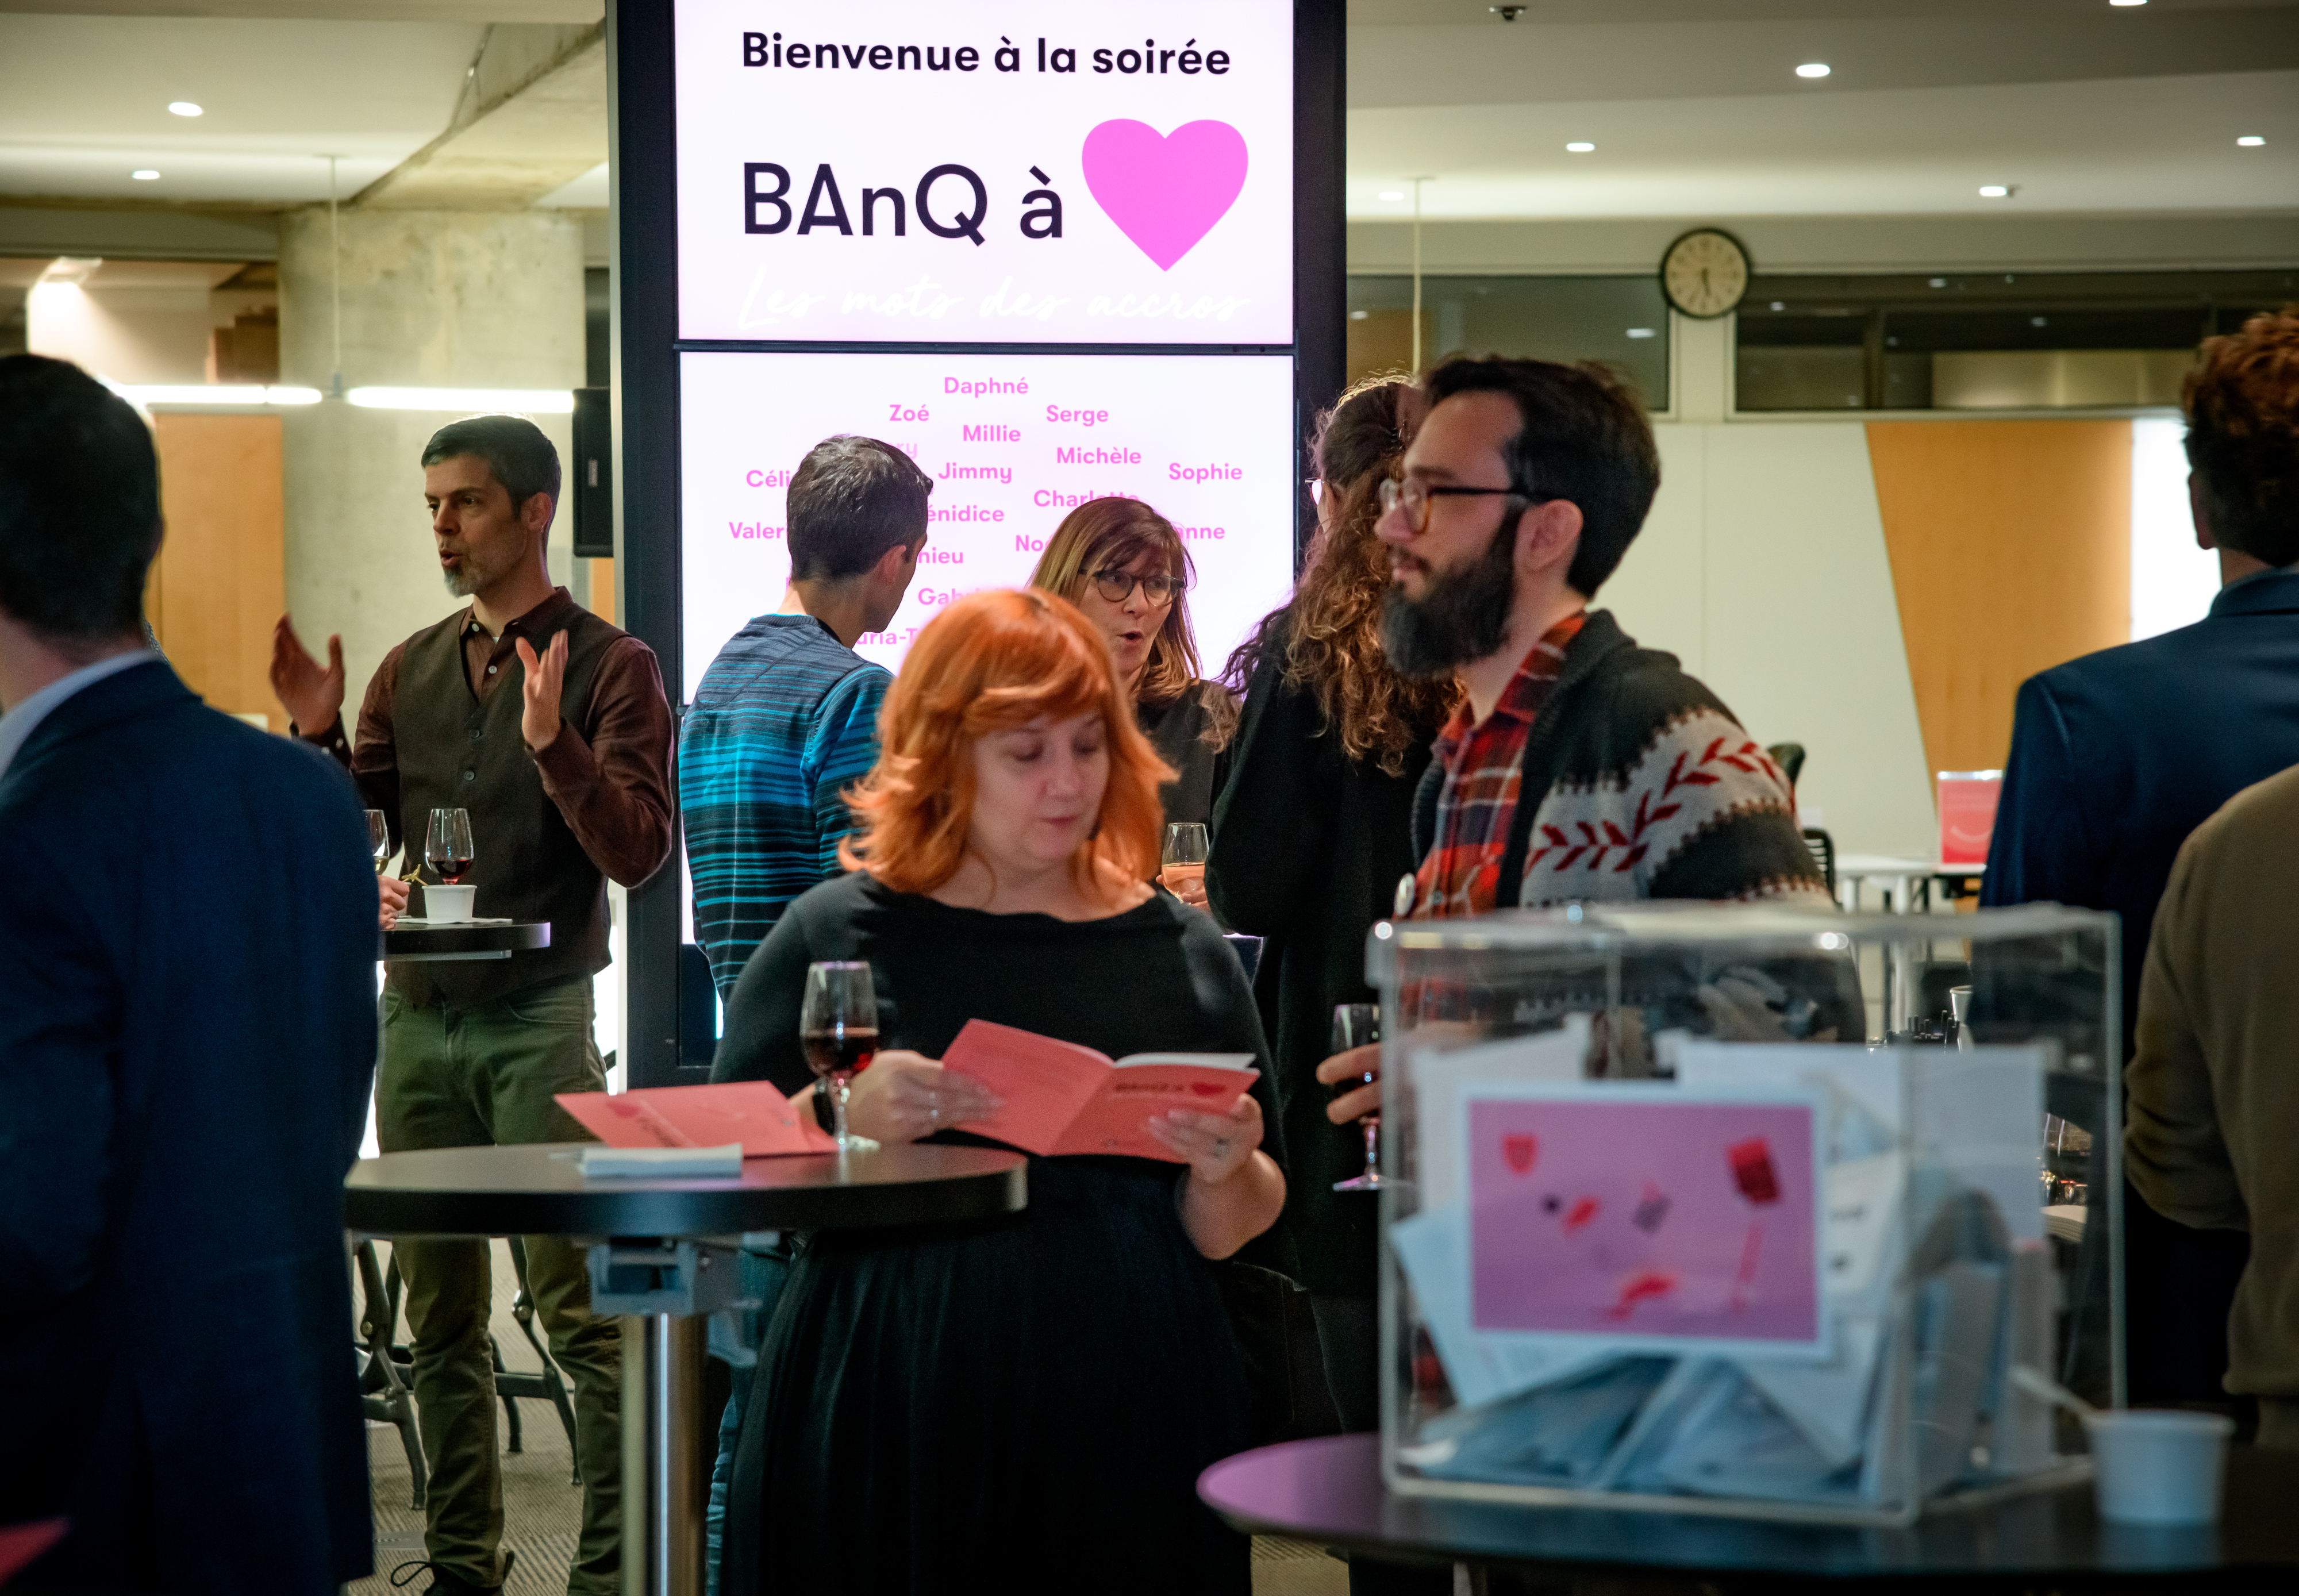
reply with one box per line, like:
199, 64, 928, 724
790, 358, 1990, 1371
2085, 1409, 2233, 1525
425, 883, 477, 924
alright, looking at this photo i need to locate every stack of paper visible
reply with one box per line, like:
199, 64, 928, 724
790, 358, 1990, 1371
1390, 1035, 2053, 1512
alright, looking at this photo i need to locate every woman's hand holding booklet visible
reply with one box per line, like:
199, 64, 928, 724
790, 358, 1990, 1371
937, 1019, 1258, 1162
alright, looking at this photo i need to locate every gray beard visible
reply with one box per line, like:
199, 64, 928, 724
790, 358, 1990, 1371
1378, 519, 1518, 678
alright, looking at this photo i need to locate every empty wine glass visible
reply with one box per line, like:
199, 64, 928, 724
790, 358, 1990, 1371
801, 961, 880, 1153
1330, 1003, 1384, 1191
364, 809, 390, 875
424, 808, 474, 884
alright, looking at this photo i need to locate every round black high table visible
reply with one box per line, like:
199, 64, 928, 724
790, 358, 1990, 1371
1200, 1432, 2299, 1589
346, 1141, 1027, 1596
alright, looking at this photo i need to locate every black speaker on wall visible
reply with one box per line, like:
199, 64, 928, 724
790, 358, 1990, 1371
571, 386, 613, 557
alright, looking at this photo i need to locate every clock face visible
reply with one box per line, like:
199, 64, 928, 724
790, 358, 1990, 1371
1661, 229, 1750, 318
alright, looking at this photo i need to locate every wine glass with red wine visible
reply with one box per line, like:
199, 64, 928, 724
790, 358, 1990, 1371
801, 961, 879, 1153
1329, 1003, 1384, 1191
425, 808, 475, 885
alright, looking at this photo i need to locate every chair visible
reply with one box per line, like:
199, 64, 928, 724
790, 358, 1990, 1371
352, 1236, 583, 1505
1802, 827, 1837, 898
1767, 741, 1808, 789
490, 1237, 582, 1485
679, 940, 720, 1074
353, 1238, 426, 1509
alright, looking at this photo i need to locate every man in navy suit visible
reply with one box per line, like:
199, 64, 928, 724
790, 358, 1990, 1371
0, 355, 379, 1591
1984, 307, 2299, 1407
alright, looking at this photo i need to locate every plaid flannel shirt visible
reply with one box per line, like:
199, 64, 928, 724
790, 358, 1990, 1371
1408, 612, 1587, 920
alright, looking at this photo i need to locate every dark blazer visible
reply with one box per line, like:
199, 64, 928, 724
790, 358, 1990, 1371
1982, 570, 2299, 1044
0, 662, 378, 1593
1206, 614, 1438, 1298
1982, 569, 2299, 1405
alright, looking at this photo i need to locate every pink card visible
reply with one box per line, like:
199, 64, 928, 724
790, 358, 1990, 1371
941, 1019, 1257, 1161
1467, 1089, 1822, 1351
555, 1082, 835, 1157
1937, 770, 2002, 867
0, 1519, 66, 1585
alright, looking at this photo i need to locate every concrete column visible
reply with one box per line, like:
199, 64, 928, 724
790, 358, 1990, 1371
277, 207, 584, 705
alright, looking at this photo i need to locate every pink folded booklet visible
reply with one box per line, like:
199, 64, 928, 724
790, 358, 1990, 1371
941, 1019, 1258, 1160
555, 1082, 836, 1157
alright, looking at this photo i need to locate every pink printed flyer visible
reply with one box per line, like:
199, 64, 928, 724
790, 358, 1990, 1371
1466, 1087, 1824, 1353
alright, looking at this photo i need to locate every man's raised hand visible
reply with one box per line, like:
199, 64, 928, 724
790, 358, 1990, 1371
270, 615, 344, 735
515, 631, 568, 753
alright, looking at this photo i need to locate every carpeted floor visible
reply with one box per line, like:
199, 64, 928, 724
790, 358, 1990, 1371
348, 1240, 1348, 1595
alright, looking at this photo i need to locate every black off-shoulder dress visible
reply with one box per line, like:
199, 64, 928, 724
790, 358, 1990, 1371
710, 871, 1282, 1595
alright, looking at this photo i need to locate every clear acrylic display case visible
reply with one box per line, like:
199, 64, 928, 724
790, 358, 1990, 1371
1368, 902, 2119, 1526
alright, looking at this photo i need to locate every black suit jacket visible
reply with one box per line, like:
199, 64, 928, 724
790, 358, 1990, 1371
0, 662, 377, 1592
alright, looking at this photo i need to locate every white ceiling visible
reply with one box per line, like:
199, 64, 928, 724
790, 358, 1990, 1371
0, 1, 2290, 229
0, 13, 484, 203
1348, 1, 2299, 220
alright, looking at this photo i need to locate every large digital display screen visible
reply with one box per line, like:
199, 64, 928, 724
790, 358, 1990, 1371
679, 349, 1298, 698
672, 0, 1294, 345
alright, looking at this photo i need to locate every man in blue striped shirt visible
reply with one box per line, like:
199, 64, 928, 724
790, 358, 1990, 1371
681, 434, 931, 1593
681, 434, 932, 997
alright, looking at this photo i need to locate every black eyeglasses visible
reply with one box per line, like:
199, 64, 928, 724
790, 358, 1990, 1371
1377, 476, 1531, 534
1088, 568, 1185, 607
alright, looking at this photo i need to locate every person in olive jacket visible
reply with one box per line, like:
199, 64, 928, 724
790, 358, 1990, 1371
1206, 377, 1457, 1430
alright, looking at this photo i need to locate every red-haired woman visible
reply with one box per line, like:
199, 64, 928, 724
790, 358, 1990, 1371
710, 588, 1285, 1595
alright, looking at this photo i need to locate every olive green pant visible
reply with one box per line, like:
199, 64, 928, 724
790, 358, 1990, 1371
379, 976, 621, 1594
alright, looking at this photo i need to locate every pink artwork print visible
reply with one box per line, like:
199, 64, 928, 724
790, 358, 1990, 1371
1081, 119, 1249, 271
1468, 1095, 1820, 1347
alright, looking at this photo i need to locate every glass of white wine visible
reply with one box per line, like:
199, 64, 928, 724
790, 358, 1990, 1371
364, 809, 390, 875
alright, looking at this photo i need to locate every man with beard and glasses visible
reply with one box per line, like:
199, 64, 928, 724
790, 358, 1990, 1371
1316, 357, 1829, 1122
271, 413, 674, 1596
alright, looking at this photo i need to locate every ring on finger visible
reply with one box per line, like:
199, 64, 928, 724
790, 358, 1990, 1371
1213, 1138, 1231, 1159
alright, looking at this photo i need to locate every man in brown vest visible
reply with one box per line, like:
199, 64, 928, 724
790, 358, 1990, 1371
272, 413, 675, 1595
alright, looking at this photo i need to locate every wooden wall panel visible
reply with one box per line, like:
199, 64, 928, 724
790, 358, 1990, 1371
149, 413, 285, 730
1866, 419, 2131, 779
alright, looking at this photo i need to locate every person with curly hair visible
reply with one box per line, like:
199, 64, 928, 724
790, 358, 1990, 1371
708, 587, 1285, 1595
1986, 305, 2299, 1410
1203, 376, 1459, 1437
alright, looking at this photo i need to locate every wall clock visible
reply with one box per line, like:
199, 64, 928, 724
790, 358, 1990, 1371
1660, 228, 1751, 319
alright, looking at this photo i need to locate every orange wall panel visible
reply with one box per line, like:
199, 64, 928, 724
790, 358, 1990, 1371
1866, 419, 2131, 780
149, 413, 285, 730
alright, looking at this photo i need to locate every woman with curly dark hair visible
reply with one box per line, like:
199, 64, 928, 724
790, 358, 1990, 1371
1205, 375, 1459, 1437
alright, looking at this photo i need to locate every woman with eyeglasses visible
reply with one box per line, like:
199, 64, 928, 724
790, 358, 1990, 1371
1027, 497, 1235, 856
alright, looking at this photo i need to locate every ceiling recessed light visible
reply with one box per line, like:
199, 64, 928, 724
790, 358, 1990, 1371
132, 170, 160, 181
1350, 310, 1369, 320
2109, 1, 2146, 7
1565, 141, 1596, 153
2237, 135, 2266, 147
167, 101, 202, 117
1796, 63, 1831, 79
1625, 328, 1657, 340
1929, 277, 1948, 287
1978, 184, 2012, 198
1770, 301, 1786, 311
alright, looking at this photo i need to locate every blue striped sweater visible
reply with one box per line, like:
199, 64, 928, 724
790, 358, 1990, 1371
679, 614, 890, 999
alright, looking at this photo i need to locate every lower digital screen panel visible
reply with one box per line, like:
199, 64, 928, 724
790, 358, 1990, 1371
678, 350, 1299, 699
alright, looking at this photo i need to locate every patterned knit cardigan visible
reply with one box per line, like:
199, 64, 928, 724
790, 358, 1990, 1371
1412, 609, 1831, 909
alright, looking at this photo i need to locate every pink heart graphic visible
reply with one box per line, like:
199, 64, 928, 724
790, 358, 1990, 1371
1081, 118, 1248, 272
